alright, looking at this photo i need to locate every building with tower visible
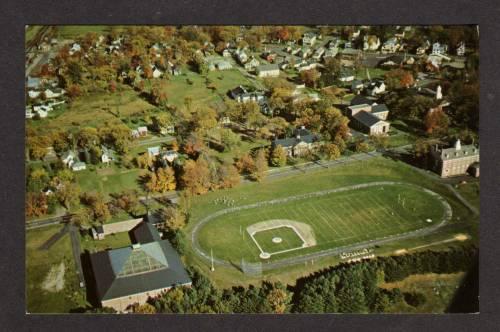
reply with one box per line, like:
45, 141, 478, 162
430, 139, 480, 177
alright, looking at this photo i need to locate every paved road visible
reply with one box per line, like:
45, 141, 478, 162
69, 225, 85, 287
26, 214, 67, 230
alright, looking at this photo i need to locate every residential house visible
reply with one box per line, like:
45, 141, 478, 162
351, 80, 365, 94
430, 140, 479, 178
312, 47, 326, 61
222, 49, 231, 57
147, 146, 161, 158
92, 225, 105, 240
416, 40, 431, 55
272, 127, 321, 157
69, 43, 81, 56
244, 57, 260, 71
44, 88, 65, 99
71, 161, 86, 171
26, 107, 34, 119
230, 85, 266, 103
456, 42, 466, 56
366, 80, 386, 96
61, 150, 76, 167
138, 126, 148, 137
101, 145, 116, 164
432, 42, 448, 55
338, 67, 355, 82
302, 32, 317, 46
234, 49, 249, 64
347, 102, 390, 135
363, 35, 381, 51
160, 150, 179, 164
339, 48, 362, 67
256, 64, 280, 78
89, 221, 192, 312
208, 58, 233, 71
381, 38, 400, 54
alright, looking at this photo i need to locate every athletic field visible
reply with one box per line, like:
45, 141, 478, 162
195, 182, 448, 263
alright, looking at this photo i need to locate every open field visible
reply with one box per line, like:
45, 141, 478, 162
379, 272, 466, 313
183, 157, 478, 287
75, 166, 143, 198
252, 226, 305, 255
455, 181, 480, 210
28, 88, 155, 134
54, 25, 123, 39
195, 182, 448, 264
26, 225, 86, 313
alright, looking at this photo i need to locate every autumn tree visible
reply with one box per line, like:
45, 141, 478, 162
144, 167, 177, 193
235, 153, 255, 175
300, 69, 321, 88
270, 144, 287, 167
26, 192, 48, 217
251, 149, 268, 182
265, 282, 291, 314
217, 162, 241, 189
160, 205, 186, 232
80, 191, 111, 223
181, 157, 211, 195
56, 181, 81, 210
321, 143, 341, 160
136, 153, 153, 169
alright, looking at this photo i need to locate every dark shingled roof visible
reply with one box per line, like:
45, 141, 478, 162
272, 128, 318, 148
350, 95, 375, 106
89, 224, 191, 302
132, 222, 162, 244
371, 104, 389, 114
353, 111, 384, 127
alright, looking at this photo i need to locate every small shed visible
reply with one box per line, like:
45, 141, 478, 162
92, 225, 105, 240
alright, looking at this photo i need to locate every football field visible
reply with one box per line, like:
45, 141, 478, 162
194, 182, 449, 264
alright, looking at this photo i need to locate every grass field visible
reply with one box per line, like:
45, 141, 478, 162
75, 166, 143, 198
456, 181, 480, 210
196, 182, 447, 263
184, 156, 478, 287
26, 225, 86, 313
252, 226, 305, 254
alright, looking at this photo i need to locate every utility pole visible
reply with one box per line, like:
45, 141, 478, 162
210, 248, 215, 272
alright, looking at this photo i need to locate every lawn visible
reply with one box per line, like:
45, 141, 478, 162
28, 88, 155, 134
159, 68, 253, 111
195, 182, 447, 263
379, 272, 466, 313
355, 67, 388, 80
26, 225, 87, 313
75, 166, 143, 198
80, 231, 132, 253
456, 181, 480, 210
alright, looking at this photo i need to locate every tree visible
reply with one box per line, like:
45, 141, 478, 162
160, 205, 186, 232
217, 162, 240, 189
26, 192, 48, 217
56, 181, 80, 210
219, 128, 241, 152
70, 207, 95, 229
300, 69, 321, 88
370, 134, 389, 150
265, 283, 291, 314
146, 167, 177, 193
110, 190, 141, 216
136, 153, 153, 169
270, 144, 287, 167
321, 143, 341, 160
80, 191, 111, 223
181, 158, 212, 195
354, 140, 371, 153
251, 149, 268, 182
235, 153, 255, 175
424, 107, 450, 136
76, 127, 99, 149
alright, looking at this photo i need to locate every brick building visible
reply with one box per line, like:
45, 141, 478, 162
430, 139, 479, 178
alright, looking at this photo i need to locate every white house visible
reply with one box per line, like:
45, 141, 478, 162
302, 32, 317, 46
160, 150, 178, 163
152, 67, 163, 78
69, 43, 82, 56
432, 42, 448, 55
28, 91, 41, 99
61, 151, 76, 167
256, 64, 280, 77
71, 161, 86, 171
456, 42, 466, 56
363, 35, 381, 51
381, 38, 400, 54
244, 57, 260, 71
44, 88, 65, 99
